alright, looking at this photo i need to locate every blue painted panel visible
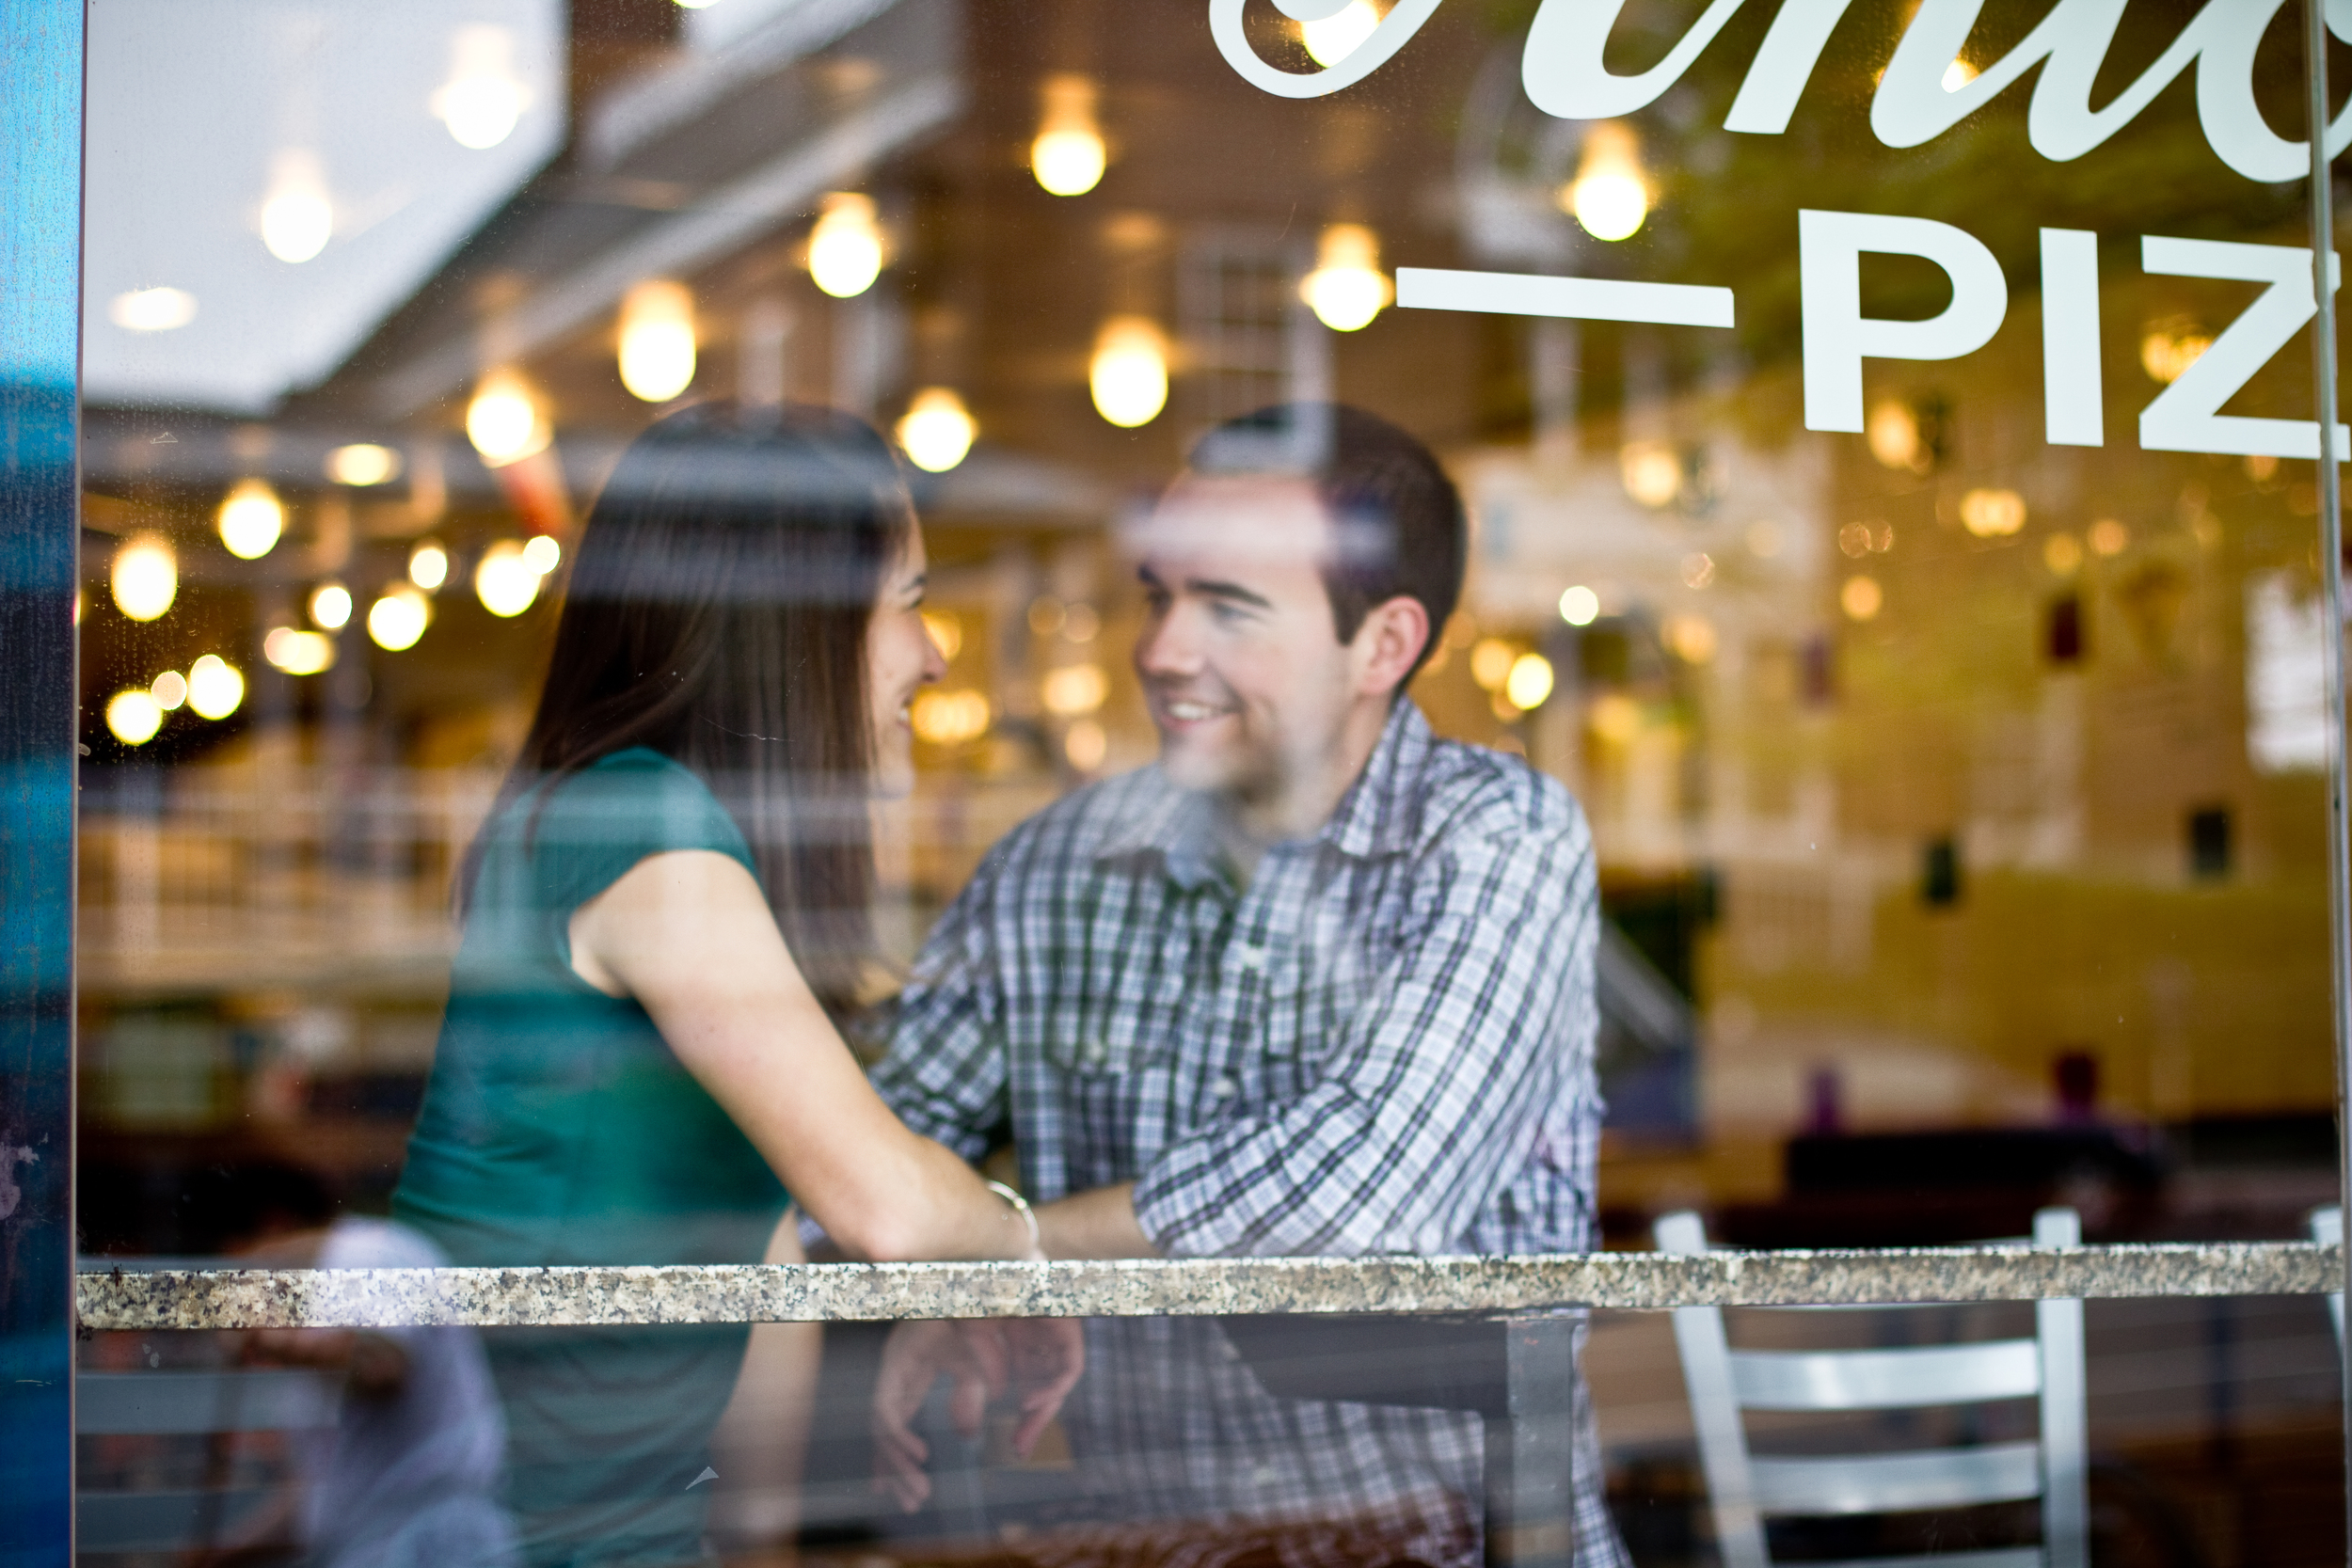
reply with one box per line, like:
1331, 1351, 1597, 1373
0, 0, 84, 1563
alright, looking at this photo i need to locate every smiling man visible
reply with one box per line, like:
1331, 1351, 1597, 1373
871, 404, 1626, 1568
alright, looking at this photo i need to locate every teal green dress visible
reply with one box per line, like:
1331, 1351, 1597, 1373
394, 748, 789, 1568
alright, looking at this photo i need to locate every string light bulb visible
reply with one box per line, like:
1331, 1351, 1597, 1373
263, 627, 337, 675
260, 149, 333, 263
216, 478, 285, 560
326, 443, 401, 485
1300, 223, 1392, 332
408, 541, 449, 591
466, 368, 550, 467
1089, 316, 1169, 428
105, 689, 165, 746
807, 194, 884, 299
474, 539, 542, 617
1504, 653, 1555, 711
111, 533, 177, 622
896, 388, 978, 472
186, 655, 245, 720
1031, 74, 1107, 197
367, 585, 433, 651
617, 279, 697, 403
308, 581, 353, 631
431, 24, 531, 150
1564, 122, 1649, 243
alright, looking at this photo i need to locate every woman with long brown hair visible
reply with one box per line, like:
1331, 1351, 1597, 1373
392, 403, 1071, 1568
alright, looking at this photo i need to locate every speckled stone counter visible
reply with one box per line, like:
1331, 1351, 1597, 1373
75, 1242, 2344, 1330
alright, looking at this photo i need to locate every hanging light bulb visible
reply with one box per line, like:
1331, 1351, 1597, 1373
109, 287, 197, 332
1301, 0, 1381, 66
807, 193, 884, 299
896, 388, 978, 472
263, 626, 337, 675
408, 540, 449, 591
430, 24, 531, 150
325, 443, 402, 486
1563, 122, 1649, 243
105, 689, 165, 746
216, 478, 285, 560
260, 149, 333, 263
186, 655, 245, 720
1031, 74, 1107, 197
1300, 223, 1393, 332
474, 539, 542, 617
111, 533, 177, 622
367, 585, 433, 651
1089, 316, 1169, 428
466, 368, 550, 467
308, 580, 353, 631
617, 279, 697, 403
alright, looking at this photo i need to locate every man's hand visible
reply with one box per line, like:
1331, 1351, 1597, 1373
870, 1318, 1085, 1513
1034, 1181, 1158, 1259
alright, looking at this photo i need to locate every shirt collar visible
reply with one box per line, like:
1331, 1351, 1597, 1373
1317, 699, 1433, 861
1094, 700, 1434, 886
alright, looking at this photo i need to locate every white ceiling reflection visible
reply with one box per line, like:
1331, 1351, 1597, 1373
86, 0, 564, 414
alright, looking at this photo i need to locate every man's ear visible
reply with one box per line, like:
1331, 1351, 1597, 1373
1350, 595, 1431, 699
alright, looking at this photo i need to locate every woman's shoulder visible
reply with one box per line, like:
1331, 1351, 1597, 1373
524, 747, 752, 869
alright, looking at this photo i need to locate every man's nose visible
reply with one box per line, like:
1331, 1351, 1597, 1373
1134, 602, 1206, 679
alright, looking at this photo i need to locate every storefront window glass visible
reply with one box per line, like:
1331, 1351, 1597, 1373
57, 2, 2351, 1564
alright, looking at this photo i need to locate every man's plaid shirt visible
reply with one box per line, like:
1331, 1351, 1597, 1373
872, 702, 1629, 1568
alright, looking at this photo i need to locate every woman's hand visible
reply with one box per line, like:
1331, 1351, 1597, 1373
870, 1318, 1085, 1513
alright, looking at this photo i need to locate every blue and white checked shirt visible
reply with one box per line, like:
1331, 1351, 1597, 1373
873, 702, 1628, 1568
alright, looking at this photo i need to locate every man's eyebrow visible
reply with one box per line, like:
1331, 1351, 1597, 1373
1185, 578, 1274, 610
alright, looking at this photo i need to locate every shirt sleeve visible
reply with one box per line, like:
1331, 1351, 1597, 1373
533, 752, 755, 921
1129, 804, 1598, 1259
867, 847, 1012, 1165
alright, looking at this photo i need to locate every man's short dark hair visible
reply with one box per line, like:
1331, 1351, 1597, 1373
1188, 404, 1466, 684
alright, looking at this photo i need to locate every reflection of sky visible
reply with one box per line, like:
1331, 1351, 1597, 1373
85, 0, 564, 414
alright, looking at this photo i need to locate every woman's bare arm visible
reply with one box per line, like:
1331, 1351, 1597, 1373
568, 848, 1033, 1263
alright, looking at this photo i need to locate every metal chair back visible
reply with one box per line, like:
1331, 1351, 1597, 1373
1654, 1208, 2087, 1568
77, 1356, 342, 1552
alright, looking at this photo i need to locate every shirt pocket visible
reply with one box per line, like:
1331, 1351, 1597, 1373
1042, 989, 1177, 1079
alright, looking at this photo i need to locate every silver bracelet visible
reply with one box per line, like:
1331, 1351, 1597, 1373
986, 1179, 1044, 1259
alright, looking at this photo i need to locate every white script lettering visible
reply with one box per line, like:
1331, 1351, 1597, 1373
1211, 0, 2352, 180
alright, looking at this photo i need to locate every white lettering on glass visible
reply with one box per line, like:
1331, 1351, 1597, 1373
1210, 0, 2352, 181
1395, 267, 1735, 327
1799, 211, 2008, 434
1518, 0, 1747, 120
1206, 0, 1446, 99
1722, 0, 1857, 135
2138, 236, 2348, 460
2040, 229, 2103, 447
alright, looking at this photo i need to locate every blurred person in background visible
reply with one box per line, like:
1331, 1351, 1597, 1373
199, 1160, 513, 1568
869, 404, 1628, 1568
391, 404, 1080, 1568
